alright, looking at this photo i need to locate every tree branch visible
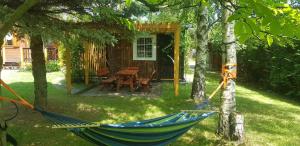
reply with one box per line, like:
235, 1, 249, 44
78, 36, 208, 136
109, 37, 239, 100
242, 18, 262, 41
0, 0, 40, 37
207, 14, 222, 32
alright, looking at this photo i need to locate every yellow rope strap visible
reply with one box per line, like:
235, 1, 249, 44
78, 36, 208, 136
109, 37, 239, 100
200, 63, 238, 101
0, 80, 34, 109
222, 63, 237, 88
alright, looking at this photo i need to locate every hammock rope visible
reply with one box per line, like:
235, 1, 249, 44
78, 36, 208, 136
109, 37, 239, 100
0, 80, 34, 109
196, 63, 237, 110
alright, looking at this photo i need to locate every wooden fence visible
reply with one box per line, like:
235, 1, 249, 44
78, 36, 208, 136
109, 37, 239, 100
23, 48, 31, 63
83, 41, 107, 84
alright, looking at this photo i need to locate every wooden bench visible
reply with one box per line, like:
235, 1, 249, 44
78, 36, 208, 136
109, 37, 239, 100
3, 62, 19, 70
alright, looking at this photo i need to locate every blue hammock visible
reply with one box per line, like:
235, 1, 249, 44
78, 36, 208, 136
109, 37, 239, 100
37, 109, 215, 146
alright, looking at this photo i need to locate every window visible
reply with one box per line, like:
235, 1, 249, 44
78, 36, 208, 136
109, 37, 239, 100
5, 33, 13, 46
133, 34, 156, 61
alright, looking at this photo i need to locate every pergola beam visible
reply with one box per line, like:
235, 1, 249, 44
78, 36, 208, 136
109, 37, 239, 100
174, 26, 180, 96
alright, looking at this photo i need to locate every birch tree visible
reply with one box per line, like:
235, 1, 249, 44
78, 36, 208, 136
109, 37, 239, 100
217, 0, 300, 143
217, 0, 243, 142
191, 4, 209, 103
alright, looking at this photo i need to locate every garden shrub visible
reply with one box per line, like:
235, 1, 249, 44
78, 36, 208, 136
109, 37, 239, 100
209, 36, 300, 98
237, 40, 300, 98
71, 45, 85, 82
46, 60, 60, 72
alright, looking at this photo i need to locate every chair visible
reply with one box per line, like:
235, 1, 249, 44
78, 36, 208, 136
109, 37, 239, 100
97, 68, 116, 89
97, 68, 110, 77
139, 70, 156, 91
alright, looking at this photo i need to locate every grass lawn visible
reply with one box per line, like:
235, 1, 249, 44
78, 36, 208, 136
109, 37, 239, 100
1, 71, 300, 146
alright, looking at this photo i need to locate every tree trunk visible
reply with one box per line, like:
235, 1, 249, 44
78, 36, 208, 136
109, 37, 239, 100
191, 6, 209, 103
217, 0, 244, 143
65, 46, 72, 95
31, 34, 47, 110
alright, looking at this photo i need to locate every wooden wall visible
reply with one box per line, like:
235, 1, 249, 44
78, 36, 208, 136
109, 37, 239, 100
83, 33, 184, 80
4, 48, 21, 63
107, 39, 156, 78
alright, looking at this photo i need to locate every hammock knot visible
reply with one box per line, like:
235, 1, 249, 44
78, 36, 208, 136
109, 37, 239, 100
222, 63, 237, 88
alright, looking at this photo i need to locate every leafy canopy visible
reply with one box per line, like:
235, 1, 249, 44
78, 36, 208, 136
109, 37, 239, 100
229, 0, 300, 45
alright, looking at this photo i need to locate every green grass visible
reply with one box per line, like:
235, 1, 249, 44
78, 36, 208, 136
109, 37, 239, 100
1, 71, 300, 146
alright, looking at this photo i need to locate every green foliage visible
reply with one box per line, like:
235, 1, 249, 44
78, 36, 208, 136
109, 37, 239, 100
238, 39, 300, 98
209, 23, 223, 54
1, 0, 136, 51
229, 0, 300, 45
58, 39, 84, 82
71, 45, 85, 82
46, 60, 60, 72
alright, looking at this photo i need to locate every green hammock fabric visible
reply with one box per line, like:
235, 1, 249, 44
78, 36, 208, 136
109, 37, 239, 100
37, 109, 215, 146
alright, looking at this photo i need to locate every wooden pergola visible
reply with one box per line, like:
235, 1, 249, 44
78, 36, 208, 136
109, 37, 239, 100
135, 23, 181, 96
65, 22, 181, 96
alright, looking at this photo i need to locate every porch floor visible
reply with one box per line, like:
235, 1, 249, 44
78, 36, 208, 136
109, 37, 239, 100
79, 82, 162, 98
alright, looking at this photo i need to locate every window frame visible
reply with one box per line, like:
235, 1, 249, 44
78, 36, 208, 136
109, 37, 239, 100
5, 33, 13, 46
133, 34, 157, 61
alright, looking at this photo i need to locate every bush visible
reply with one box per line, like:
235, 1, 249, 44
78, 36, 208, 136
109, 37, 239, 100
237, 40, 300, 98
71, 45, 84, 82
46, 60, 60, 72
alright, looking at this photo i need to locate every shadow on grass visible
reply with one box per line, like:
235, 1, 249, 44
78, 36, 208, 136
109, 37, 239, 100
4, 73, 300, 146
235, 87, 300, 145
2, 81, 218, 146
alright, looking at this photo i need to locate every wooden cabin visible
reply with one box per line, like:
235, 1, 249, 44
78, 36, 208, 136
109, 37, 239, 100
79, 23, 183, 96
106, 33, 184, 80
1, 34, 59, 68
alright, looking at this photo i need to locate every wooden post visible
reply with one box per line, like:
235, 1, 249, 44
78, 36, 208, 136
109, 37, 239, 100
84, 42, 89, 85
65, 47, 72, 94
2, 47, 5, 64
44, 48, 48, 62
174, 26, 180, 96
20, 47, 24, 67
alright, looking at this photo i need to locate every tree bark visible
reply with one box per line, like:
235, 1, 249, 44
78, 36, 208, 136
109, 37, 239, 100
217, 0, 244, 143
30, 34, 47, 110
191, 6, 209, 103
65, 46, 72, 95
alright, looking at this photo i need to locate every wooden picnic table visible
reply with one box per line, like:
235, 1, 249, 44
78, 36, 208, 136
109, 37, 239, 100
115, 69, 139, 92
